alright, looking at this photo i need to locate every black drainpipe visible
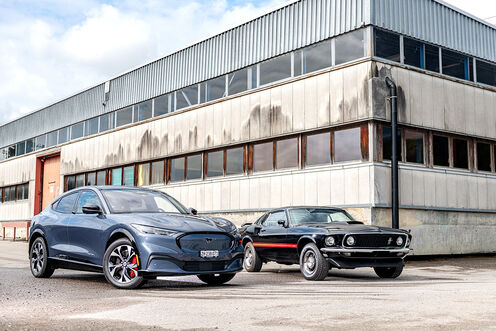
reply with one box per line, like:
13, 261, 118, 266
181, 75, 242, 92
385, 77, 399, 229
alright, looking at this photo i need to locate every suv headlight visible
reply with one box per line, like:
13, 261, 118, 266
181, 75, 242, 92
132, 224, 178, 236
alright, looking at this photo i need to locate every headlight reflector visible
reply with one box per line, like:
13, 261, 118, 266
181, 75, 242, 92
396, 236, 404, 246
132, 224, 178, 236
346, 236, 355, 246
325, 236, 336, 246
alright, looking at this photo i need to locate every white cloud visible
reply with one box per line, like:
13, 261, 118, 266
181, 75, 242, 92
0, 0, 287, 125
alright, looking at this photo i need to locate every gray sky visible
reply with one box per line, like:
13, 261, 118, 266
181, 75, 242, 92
0, 0, 494, 126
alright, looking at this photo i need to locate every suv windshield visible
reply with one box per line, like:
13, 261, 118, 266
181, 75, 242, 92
102, 189, 188, 214
288, 208, 356, 225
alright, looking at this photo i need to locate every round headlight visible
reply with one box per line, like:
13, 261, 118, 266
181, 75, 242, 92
346, 236, 355, 246
396, 236, 404, 246
325, 236, 336, 246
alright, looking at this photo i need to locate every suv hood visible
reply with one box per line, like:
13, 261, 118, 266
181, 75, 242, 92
111, 213, 236, 234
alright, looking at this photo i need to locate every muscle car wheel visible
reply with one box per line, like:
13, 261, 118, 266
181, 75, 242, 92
243, 242, 262, 272
299, 243, 329, 281
374, 265, 404, 279
30, 237, 54, 278
197, 273, 236, 285
103, 238, 145, 289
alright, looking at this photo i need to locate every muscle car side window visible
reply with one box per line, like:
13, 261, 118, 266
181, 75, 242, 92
263, 211, 286, 227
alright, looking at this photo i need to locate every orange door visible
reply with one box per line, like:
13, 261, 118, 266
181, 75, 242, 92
42, 155, 61, 210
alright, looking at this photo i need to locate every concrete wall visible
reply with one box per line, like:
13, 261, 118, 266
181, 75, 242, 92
60, 62, 373, 175
0, 155, 36, 221
371, 61, 496, 140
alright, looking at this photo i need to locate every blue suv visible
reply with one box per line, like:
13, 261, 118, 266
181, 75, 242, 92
29, 186, 243, 289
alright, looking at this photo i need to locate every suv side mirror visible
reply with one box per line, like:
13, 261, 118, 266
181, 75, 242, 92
82, 204, 103, 215
188, 207, 198, 215
277, 220, 288, 227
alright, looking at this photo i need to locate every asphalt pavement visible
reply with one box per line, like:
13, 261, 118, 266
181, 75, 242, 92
1, 240, 496, 330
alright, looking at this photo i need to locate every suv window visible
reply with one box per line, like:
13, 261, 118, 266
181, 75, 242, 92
76, 191, 103, 214
55, 193, 79, 213
262, 211, 287, 227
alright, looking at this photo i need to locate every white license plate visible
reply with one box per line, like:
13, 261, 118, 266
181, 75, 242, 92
200, 250, 219, 258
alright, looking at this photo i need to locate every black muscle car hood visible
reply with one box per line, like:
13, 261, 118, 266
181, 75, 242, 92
111, 213, 236, 233
296, 222, 407, 234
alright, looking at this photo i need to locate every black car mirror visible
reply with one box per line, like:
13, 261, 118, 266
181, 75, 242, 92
82, 204, 103, 215
188, 207, 198, 215
277, 220, 288, 227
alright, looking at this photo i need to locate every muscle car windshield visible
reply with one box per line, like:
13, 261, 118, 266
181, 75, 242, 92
102, 189, 188, 214
288, 208, 355, 225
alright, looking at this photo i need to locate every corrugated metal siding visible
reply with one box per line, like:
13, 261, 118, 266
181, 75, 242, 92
370, 0, 496, 62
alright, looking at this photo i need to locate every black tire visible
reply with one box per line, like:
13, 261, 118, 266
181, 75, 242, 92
103, 238, 145, 289
299, 243, 329, 281
29, 237, 54, 278
374, 265, 404, 279
243, 242, 262, 272
197, 273, 236, 285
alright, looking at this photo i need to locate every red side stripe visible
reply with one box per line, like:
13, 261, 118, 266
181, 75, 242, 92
253, 242, 297, 248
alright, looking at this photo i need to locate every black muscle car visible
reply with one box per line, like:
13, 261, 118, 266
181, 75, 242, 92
240, 207, 412, 281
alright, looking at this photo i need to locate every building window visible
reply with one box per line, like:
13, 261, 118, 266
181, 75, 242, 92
16, 142, 25, 156
382, 127, 402, 161
7, 145, 15, 158
16, 184, 23, 201
226, 147, 244, 175
47, 131, 58, 147
433, 135, 449, 167
23, 183, 29, 200
305, 132, 331, 166
151, 161, 164, 184
476, 60, 496, 87
99, 113, 114, 132
201, 76, 226, 102
111, 168, 123, 186
75, 174, 85, 188
71, 122, 84, 140
206, 150, 224, 178
452, 138, 468, 169
228, 67, 255, 95
96, 170, 106, 185
259, 53, 292, 86
85, 117, 99, 136
442, 49, 468, 80
253, 142, 273, 172
170, 157, 185, 182
334, 127, 362, 163
176, 85, 199, 110
35, 135, 46, 151
154, 94, 174, 117
136, 163, 150, 186
66, 176, 76, 191
58, 127, 69, 144
476, 142, 491, 172
87, 172, 96, 186
403, 37, 422, 68
186, 154, 202, 180
425, 44, 440, 72
123, 166, 135, 186
276, 138, 298, 169
25, 139, 34, 154
299, 39, 332, 73
405, 130, 424, 164
335, 29, 365, 65
116, 107, 133, 127
374, 29, 400, 62
134, 100, 153, 122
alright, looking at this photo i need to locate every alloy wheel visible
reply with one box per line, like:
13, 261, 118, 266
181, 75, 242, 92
303, 250, 316, 275
31, 242, 44, 275
107, 245, 139, 284
244, 248, 254, 269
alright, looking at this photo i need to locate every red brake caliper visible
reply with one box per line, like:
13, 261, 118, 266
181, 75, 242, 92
129, 256, 137, 278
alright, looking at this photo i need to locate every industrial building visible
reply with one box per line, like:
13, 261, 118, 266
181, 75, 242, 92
1, 0, 496, 255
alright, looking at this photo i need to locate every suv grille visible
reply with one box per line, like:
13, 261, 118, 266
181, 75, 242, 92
179, 233, 233, 251
343, 234, 407, 248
